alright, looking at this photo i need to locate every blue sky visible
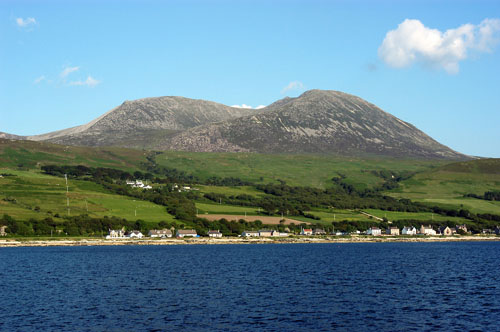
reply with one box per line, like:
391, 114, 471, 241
1, 0, 499, 157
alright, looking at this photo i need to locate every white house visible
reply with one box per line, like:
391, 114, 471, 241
176, 229, 198, 238
126, 230, 144, 238
106, 229, 125, 239
313, 228, 327, 235
242, 231, 260, 237
148, 229, 172, 238
127, 180, 152, 190
439, 226, 453, 236
420, 225, 436, 235
300, 228, 313, 236
366, 227, 382, 236
207, 230, 223, 238
386, 227, 400, 236
402, 226, 417, 235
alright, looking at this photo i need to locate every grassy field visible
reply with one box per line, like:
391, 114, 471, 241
157, 151, 445, 189
0, 138, 147, 170
195, 202, 262, 215
362, 209, 469, 223
0, 169, 175, 223
388, 159, 500, 214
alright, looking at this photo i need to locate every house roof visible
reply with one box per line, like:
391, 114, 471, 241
207, 230, 221, 234
149, 229, 172, 234
177, 229, 197, 234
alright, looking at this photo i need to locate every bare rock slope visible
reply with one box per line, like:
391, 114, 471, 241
28, 96, 255, 147
23, 90, 466, 159
162, 90, 464, 159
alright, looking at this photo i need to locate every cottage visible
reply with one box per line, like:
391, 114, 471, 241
495, 226, 500, 235
259, 230, 273, 237
402, 226, 417, 235
106, 229, 125, 239
148, 229, 172, 238
207, 230, 223, 238
176, 229, 198, 238
242, 230, 260, 237
366, 227, 382, 236
420, 225, 436, 236
439, 226, 453, 236
0, 225, 7, 236
300, 228, 313, 236
313, 228, 327, 235
456, 224, 468, 233
126, 230, 144, 238
127, 180, 152, 190
386, 227, 400, 236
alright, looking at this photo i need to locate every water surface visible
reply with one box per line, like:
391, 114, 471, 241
0, 242, 498, 331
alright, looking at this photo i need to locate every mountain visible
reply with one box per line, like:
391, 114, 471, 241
0, 132, 25, 140
14, 90, 467, 159
159, 90, 466, 159
28, 96, 255, 147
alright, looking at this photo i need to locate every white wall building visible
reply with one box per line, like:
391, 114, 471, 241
402, 226, 417, 235
366, 227, 382, 236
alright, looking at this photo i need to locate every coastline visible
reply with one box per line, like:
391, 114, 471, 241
1, 235, 499, 247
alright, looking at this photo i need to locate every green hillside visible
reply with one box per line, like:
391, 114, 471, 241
388, 159, 500, 214
156, 151, 446, 190
1, 139, 499, 234
0, 138, 147, 170
0, 169, 175, 223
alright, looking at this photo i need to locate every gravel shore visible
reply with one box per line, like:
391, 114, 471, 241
1, 235, 499, 247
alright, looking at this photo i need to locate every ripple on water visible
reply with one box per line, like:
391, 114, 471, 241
0, 243, 499, 331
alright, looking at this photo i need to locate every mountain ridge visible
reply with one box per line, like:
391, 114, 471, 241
4, 90, 469, 159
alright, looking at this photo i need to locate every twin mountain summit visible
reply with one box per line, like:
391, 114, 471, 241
2, 90, 467, 159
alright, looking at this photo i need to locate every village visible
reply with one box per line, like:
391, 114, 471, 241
103, 224, 500, 240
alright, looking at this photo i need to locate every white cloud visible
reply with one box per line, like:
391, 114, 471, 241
231, 104, 253, 109
281, 81, 305, 94
60, 66, 80, 78
378, 18, 500, 74
231, 104, 267, 110
33, 75, 45, 84
16, 17, 36, 28
69, 76, 100, 87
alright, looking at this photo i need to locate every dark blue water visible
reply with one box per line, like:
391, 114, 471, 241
0, 242, 499, 331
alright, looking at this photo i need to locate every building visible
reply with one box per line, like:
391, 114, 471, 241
258, 230, 273, 237
207, 230, 223, 238
366, 227, 382, 236
106, 229, 125, 239
300, 228, 313, 236
456, 224, 468, 233
420, 225, 436, 236
439, 226, 453, 236
495, 226, 500, 235
148, 229, 173, 238
126, 230, 144, 238
313, 228, 327, 235
0, 225, 7, 236
176, 229, 198, 238
242, 231, 260, 237
402, 226, 417, 235
126, 180, 152, 189
386, 227, 400, 236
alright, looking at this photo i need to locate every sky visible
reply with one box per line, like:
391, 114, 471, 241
1, 0, 499, 157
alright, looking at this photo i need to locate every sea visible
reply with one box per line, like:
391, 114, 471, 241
0, 242, 498, 331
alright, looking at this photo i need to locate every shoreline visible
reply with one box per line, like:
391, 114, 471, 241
1, 235, 499, 247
